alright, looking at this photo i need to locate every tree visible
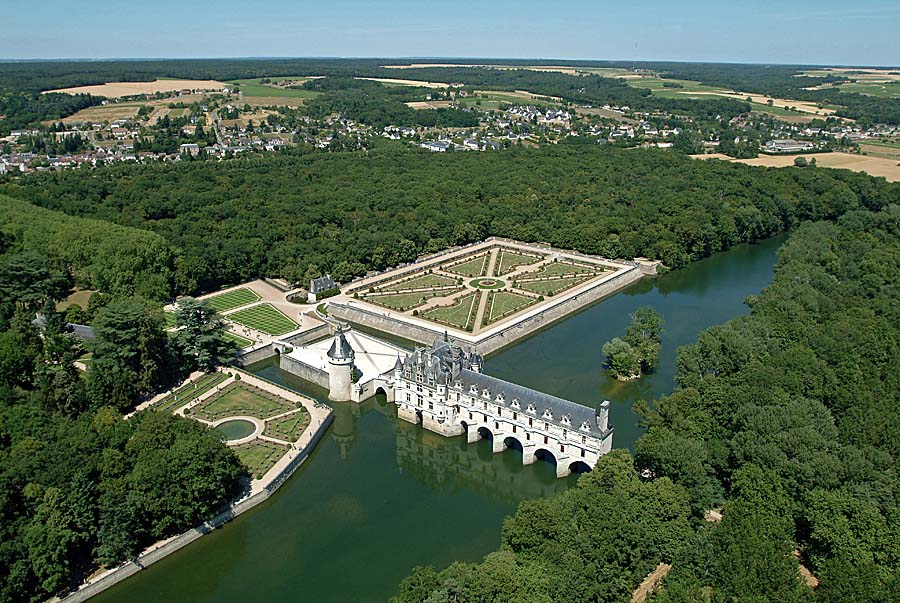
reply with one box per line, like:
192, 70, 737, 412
0, 252, 68, 313
602, 337, 641, 379
172, 297, 237, 371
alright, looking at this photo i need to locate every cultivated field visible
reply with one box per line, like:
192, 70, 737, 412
226, 303, 299, 335
46, 79, 227, 98
737, 153, 900, 181
205, 287, 261, 312
406, 100, 455, 109
227, 78, 321, 99
357, 77, 449, 89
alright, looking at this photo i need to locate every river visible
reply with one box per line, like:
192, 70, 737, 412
93, 234, 786, 603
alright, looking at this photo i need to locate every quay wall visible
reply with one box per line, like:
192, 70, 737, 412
331, 265, 644, 356
279, 353, 329, 389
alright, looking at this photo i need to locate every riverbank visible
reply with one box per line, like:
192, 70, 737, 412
54, 368, 332, 603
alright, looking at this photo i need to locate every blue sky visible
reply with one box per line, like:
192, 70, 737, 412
3, 0, 898, 65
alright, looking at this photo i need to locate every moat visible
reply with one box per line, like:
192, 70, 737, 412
93, 234, 786, 603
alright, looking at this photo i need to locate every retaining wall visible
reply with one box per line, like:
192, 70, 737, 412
331, 266, 644, 357
282, 323, 331, 346
279, 354, 329, 389
233, 342, 277, 367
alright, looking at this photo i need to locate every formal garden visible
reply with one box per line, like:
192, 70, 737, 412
153, 371, 229, 413
226, 302, 299, 335
189, 381, 297, 421
350, 242, 621, 334
264, 408, 311, 442
231, 439, 290, 480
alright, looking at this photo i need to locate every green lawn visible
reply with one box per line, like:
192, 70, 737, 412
363, 287, 463, 311
485, 291, 537, 324
227, 303, 299, 335
264, 409, 310, 443
518, 275, 593, 296
444, 254, 488, 277
205, 287, 261, 312
422, 291, 480, 331
154, 372, 228, 413
223, 332, 254, 349
227, 78, 321, 98
496, 249, 543, 275
191, 382, 296, 421
519, 261, 596, 279
380, 272, 459, 291
836, 81, 900, 99
232, 439, 289, 479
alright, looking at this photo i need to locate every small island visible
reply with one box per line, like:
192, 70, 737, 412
602, 307, 664, 380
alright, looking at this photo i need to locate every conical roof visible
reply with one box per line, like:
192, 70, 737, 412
327, 325, 354, 361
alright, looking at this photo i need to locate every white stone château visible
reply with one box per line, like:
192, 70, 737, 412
392, 335, 613, 477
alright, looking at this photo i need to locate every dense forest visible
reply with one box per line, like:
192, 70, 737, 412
391, 205, 900, 602
3, 144, 896, 297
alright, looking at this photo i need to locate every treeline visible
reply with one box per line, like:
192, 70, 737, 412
301, 77, 479, 129
0, 92, 100, 135
0, 196, 177, 299
0, 246, 243, 602
3, 145, 897, 295
392, 206, 900, 602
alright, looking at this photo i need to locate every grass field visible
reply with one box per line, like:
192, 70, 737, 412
226, 303, 299, 335
232, 439, 289, 479
363, 287, 463, 311
46, 79, 226, 98
223, 332, 254, 349
519, 261, 596, 279
380, 272, 459, 291
154, 372, 228, 413
485, 291, 537, 324
192, 382, 295, 421
518, 275, 593, 296
444, 254, 488, 277
205, 287, 261, 312
227, 78, 321, 98
422, 291, 480, 330
264, 409, 310, 442
496, 249, 542, 275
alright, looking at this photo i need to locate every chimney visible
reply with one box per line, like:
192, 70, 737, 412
598, 401, 611, 432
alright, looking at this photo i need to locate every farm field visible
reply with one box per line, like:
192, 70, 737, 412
232, 439, 289, 479
422, 292, 480, 330
264, 409, 310, 442
192, 382, 295, 421
356, 77, 449, 89
518, 275, 592, 296
363, 287, 462, 311
205, 287, 261, 312
485, 291, 537, 324
444, 254, 488, 277
226, 303, 299, 335
154, 372, 228, 414
735, 153, 900, 182
45, 79, 227, 98
226, 78, 321, 98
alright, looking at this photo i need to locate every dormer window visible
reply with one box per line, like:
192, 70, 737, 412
482, 389, 490, 399
542, 409, 553, 420
561, 415, 571, 426
527, 404, 536, 414
511, 399, 521, 410
580, 421, 591, 431
470, 385, 478, 394
496, 393, 505, 404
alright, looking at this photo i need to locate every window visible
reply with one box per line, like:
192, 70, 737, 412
563, 429, 568, 439
544, 422, 549, 430
428, 402, 433, 410
498, 408, 502, 417
526, 433, 531, 441
495, 421, 499, 430
528, 418, 533, 427
581, 448, 586, 458
512, 425, 517, 433
560, 445, 565, 453
468, 412, 473, 420
543, 435, 548, 444
513, 412, 518, 420
581, 435, 586, 444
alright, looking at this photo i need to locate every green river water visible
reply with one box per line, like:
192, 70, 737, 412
94, 234, 786, 603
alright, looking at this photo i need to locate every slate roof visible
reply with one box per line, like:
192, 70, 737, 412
327, 326, 354, 361
401, 337, 608, 434
310, 275, 336, 294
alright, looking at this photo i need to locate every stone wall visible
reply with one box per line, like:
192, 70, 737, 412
279, 353, 329, 389
330, 265, 645, 357
283, 323, 331, 346
233, 342, 277, 367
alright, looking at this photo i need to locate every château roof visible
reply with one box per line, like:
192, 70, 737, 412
327, 326, 354, 361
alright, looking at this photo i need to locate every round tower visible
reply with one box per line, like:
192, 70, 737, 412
327, 325, 355, 401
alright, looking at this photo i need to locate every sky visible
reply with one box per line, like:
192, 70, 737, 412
3, 0, 899, 66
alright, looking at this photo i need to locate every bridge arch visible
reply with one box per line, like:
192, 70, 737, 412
503, 435, 524, 452
476, 426, 495, 441
415, 409, 423, 425
569, 460, 592, 474
533, 447, 558, 467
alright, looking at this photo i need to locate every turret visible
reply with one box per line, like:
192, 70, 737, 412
327, 325, 355, 401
